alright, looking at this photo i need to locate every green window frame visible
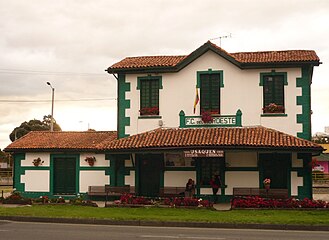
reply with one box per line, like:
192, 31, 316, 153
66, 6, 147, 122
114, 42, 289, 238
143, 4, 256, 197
137, 76, 162, 116
198, 158, 224, 186
200, 73, 221, 114
260, 71, 287, 114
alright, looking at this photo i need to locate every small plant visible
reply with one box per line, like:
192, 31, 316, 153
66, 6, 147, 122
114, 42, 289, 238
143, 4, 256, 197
201, 110, 213, 123
2, 190, 32, 205
139, 106, 159, 116
32, 157, 44, 166
262, 103, 284, 113
263, 178, 271, 189
85, 156, 96, 166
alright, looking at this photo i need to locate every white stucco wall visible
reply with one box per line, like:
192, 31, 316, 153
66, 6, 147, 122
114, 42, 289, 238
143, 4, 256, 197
80, 171, 109, 193
125, 170, 135, 186
164, 171, 196, 187
291, 171, 303, 196
292, 152, 304, 168
80, 153, 108, 167
225, 171, 259, 195
23, 153, 50, 167
21, 170, 50, 192
226, 152, 257, 167
124, 50, 303, 137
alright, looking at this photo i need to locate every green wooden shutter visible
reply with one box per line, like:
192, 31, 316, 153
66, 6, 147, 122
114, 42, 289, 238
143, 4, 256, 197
140, 79, 159, 115
53, 157, 76, 195
200, 73, 220, 113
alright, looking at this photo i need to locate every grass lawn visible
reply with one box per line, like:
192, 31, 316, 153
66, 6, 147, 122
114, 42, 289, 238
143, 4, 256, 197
1, 205, 329, 225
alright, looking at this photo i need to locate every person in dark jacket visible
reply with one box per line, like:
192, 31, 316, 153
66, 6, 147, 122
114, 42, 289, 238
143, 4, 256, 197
210, 174, 222, 203
185, 178, 195, 198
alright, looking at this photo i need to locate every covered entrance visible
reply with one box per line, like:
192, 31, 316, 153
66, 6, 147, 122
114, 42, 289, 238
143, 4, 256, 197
53, 156, 77, 195
137, 154, 163, 197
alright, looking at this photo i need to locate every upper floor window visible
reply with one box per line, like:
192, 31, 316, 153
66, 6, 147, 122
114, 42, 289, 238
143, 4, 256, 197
137, 76, 162, 116
262, 74, 286, 114
200, 73, 221, 114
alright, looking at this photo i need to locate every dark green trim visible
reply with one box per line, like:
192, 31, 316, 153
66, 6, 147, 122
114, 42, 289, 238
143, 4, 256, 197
117, 73, 130, 139
138, 116, 162, 119
13, 153, 25, 192
164, 167, 195, 171
297, 153, 313, 199
261, 114, 288, 117
259, 70, 288, 86
137, 75, 163, 90
196, 69, 224, 88
225, 167, 258, 171
179, 109, 242, 128
296, 66, 313, 140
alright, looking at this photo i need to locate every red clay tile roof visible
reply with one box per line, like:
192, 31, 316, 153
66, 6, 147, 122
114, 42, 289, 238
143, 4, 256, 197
108, 42, 320, 71
4, 131, 117, 152
110, 56, 187, 69
230, 50, 319, 64
98, 127, 323, 152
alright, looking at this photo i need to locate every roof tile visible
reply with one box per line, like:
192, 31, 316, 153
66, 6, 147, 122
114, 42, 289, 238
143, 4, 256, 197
108, 42, 319, 70
98, 127, 322, 151
4, 131, 117, 151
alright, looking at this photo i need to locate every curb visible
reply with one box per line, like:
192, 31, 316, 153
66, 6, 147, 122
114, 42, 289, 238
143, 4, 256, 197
1, 216, 329, 231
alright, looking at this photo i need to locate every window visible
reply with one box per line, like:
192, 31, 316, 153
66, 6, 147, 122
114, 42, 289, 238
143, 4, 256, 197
200, 73, 221, 114
138, 77, 161, 116
263, 75, 285, 114
198, 157, 224, 186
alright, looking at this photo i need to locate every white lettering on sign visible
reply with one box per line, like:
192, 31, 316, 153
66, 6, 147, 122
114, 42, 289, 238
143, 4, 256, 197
185, 116, 236, 126
184, 150, 224, 158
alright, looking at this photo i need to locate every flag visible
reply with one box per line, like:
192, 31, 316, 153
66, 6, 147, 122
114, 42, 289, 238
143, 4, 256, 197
193, 87, 199, 114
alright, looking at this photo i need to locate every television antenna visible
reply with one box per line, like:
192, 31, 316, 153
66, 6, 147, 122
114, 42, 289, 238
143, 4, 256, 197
209, 33, 232, 48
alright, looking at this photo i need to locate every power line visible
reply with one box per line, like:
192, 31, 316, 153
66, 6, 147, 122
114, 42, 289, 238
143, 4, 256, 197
0, 68, 108, 77
0, 98, 116, 103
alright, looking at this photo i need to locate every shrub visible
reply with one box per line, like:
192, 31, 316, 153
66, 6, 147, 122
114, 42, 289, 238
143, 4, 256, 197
231, 196, 329, 209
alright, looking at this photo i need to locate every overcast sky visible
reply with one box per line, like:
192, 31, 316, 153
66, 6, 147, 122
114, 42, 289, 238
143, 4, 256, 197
0, 0, 328, 149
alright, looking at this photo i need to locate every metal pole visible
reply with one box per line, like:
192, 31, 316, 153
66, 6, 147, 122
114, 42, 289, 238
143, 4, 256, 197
47, 82, 55, 132
51, 87, 54, 131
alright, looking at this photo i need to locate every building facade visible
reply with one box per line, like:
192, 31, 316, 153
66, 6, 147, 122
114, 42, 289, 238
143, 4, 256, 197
5, 41, 323, 201
104, 41, 322, 201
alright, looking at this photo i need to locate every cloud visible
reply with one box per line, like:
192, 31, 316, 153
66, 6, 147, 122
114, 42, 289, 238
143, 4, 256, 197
0, 0, 329, 148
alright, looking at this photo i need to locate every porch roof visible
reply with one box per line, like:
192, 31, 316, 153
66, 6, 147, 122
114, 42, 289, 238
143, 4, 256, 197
4, 131, 117, 152
107, 41, 320, 72
98, 126, 323, 153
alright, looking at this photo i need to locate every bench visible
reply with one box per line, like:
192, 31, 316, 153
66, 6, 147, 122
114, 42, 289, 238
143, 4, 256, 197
233, 187, 289, 199
88, 185, 135, 203
159, 187, 186, 198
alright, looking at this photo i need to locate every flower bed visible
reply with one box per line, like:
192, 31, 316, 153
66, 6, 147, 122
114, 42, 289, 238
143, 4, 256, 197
163, 197, 213, 208
1, 191, 32, 205
231, 196, 329, 209
110, 194, 213, 208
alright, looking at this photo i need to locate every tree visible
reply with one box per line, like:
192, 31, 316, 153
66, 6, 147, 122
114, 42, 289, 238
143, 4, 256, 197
9, 115, 61, 142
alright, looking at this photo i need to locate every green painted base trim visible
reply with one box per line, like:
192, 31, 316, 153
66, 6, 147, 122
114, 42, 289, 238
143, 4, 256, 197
225, 167, 258, 171
164, 167, 195, 171
138, 115, 162, 119
261, 114, 288, 117
79, 167, 110, 171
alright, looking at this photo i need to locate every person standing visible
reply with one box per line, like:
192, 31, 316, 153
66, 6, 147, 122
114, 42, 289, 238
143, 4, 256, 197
210, 174, 222, 203
185, 178, 195, 198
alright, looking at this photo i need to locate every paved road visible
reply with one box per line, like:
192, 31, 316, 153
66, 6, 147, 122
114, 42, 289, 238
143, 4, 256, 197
0, 221, 328, 240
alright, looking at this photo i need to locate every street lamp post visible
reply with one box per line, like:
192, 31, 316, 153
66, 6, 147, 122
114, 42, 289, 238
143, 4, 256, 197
46, 82, 55, 132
